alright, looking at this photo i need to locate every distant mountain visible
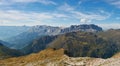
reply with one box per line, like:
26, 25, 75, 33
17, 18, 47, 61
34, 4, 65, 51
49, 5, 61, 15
0, 43, 23, 60
48, 31, 118, 58
0, 26, 30, 40
61, 24, 102, 33
29, 25, 61, 35
6, 24, 103, 49
6, 25, 61, 49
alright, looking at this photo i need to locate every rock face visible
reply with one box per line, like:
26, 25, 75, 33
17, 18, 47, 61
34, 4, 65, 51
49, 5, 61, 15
61, 24, 102, 33
0, 49, 120, 66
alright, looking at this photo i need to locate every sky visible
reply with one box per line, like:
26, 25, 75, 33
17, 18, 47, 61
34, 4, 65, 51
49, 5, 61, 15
0, 0, 120, 29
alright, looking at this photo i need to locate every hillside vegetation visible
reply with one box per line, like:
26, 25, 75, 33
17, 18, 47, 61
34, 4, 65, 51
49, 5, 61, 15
0, 43, 23, 59
21, 30, 120, 59
0, 48, 65, 66
48, 31, 119, 58
22, 36, 57, 54
98, 29, 120, 50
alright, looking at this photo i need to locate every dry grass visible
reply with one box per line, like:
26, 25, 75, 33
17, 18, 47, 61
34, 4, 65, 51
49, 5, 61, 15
0, 48, 65, 66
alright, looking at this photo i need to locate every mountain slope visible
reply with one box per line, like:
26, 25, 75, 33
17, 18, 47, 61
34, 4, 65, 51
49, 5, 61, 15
22, 31, 119, 58
0, 48, 65, 66
48, 31, 118, 58
0, 40, 10, 47
112, 52, 120, 58
98, 29, 120, 48
22, 36, 57, 54
0, 48, 120, 66
0, 43, 23, 59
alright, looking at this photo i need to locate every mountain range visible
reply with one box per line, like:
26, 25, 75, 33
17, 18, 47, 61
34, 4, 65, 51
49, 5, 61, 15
5, 24, 102, 49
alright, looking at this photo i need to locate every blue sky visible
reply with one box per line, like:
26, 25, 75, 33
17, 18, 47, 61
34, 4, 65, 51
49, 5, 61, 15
0, 0, 120, 29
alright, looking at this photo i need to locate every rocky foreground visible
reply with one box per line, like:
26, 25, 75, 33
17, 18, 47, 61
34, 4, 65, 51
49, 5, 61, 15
0, 49, 120, 66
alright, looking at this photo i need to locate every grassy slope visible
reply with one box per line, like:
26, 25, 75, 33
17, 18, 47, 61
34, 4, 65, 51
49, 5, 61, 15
48, 31, 119, 58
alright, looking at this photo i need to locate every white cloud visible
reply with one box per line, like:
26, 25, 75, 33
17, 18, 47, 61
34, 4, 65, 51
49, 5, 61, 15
38, 0, 57, 5
11, 0, 36, 3
57, 3, 111, 24
0, 0, 57, 5
71, 10, 110, 24
106, 0, 120, 8
52, 13, 69, 18
0, 10, 69, 26
58, 3, 74, 11
80, 18, 91, 23
98, 23, 120, 29
0, 2, 112, 27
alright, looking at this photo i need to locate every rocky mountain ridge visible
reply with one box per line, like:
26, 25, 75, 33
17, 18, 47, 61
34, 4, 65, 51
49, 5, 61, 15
6, 24, 102, 49
61, 24, 102, 33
